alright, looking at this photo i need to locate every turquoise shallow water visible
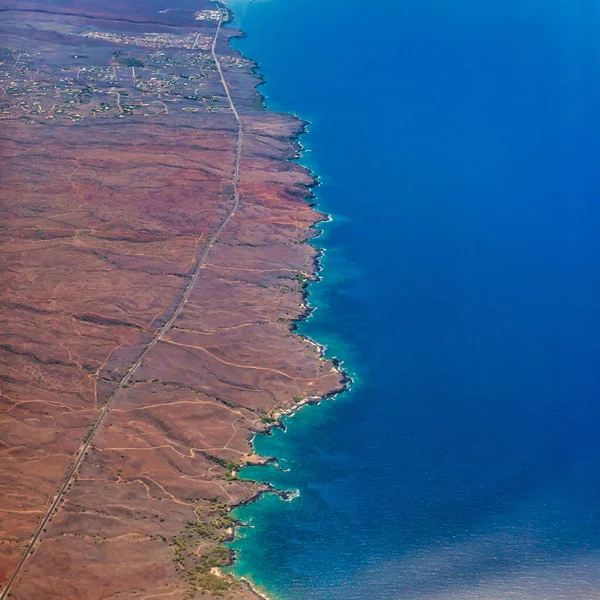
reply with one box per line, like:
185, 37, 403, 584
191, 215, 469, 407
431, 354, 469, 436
226, 1, 600, 598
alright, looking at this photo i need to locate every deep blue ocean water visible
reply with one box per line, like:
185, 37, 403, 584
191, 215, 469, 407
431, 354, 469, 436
226, 1, 600, 598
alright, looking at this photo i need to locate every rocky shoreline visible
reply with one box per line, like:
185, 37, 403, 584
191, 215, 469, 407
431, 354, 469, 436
0, 1, 345, 599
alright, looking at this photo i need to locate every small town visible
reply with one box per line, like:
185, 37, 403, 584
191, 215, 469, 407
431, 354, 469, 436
195, 9, 222, 21
82, 30, 213, 51
0, 27, 251, 124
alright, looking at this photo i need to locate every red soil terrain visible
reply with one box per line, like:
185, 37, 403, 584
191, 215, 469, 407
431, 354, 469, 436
0, 1, 344, 598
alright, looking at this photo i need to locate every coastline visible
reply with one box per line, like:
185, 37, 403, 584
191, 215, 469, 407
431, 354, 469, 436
225, 139, 352, 600
221, 4, 353, 596
240, 577, 275, 600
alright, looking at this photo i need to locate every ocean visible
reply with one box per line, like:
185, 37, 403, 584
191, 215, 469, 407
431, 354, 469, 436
226, 0, 600, 598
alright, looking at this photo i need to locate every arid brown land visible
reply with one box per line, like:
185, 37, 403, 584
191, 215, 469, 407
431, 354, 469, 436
0, 1, 344, 598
